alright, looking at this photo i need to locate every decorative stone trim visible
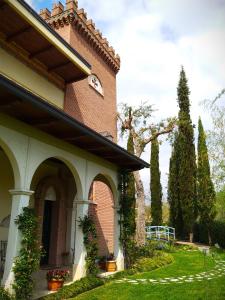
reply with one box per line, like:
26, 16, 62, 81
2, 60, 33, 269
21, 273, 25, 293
9, 189, 34, 196
39, 2, 120, 73
88, 74, 104, 96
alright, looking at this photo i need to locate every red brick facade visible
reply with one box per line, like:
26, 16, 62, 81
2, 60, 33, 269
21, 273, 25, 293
41, 1, 120, 141
39, 1, 119, 257
89, 180, 114, 256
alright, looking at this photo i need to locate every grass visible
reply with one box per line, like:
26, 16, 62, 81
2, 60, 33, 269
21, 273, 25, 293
69, 250, 225, 300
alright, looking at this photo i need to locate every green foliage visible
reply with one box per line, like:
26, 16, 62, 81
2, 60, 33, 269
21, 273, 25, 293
150, 137, 162, 225
79, 215, 99, 275
118, 168, 136, 268
168, 68, 197, 239
13, 207, 42, 300
194, 220, 225, 248
197, 118, 216, 240
168, 133, 184, 237
110, 251, 173, 280
119, 134, 136, 268
121, 133, 136, 267
40, 276, 104, 300
202, 91, 225, 188
0, 288, 13, 300
215, 186, 225, 220
72, 251, 223, 300
134, 252, 174, 272
126, 133, 136, 237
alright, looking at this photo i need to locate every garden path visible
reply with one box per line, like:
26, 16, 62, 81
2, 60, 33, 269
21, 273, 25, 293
115, 259, 225, 286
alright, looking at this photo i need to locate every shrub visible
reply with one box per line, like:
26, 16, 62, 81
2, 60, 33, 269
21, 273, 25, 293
111, 252, 173, 279
39, 276, 104, 300
176, 244, 198, 251
194, 221, 225, 248
134, 252, 174, 272
0, 288, 13, 300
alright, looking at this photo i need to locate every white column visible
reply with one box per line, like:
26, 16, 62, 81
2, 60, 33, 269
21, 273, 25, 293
2, 189, 34, 288
113, 204, 124, 271
72, 200, 90, 281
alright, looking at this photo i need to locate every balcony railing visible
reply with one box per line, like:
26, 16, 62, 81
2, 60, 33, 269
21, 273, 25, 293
146, 226, 175, 242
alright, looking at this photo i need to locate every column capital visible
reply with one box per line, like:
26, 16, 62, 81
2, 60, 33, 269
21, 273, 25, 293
9, 189, 34, 196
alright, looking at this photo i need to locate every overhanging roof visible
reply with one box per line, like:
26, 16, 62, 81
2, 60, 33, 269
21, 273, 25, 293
0, 75, 149, 171
0, 0, 91, 83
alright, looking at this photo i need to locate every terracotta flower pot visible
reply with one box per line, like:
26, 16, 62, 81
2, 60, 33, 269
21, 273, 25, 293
106, 260, 117, 272
47, 280, 64, 291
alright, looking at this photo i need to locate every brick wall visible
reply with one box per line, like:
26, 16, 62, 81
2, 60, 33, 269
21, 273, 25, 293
89, 180, 114, 256
64, 26, 117, 140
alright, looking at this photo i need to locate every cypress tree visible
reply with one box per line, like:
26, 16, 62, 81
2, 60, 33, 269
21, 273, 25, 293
168, 134, 184, 237
126, 132, 136, 237
120, 132, 136, 268
197, 117, 216, 244
168, 68, 197, 240
150, 137, 162, 225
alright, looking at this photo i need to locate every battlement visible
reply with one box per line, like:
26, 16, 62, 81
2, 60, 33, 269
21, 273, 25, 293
39, 1, 120, 73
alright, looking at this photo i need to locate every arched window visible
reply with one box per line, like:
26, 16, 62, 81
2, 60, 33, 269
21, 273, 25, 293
88, 74, 104, 96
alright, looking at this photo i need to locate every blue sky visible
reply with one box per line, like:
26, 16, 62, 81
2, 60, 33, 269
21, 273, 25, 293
27, 0, 225, 198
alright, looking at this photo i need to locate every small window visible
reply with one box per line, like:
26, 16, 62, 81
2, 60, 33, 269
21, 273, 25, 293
88, 74, 104, 96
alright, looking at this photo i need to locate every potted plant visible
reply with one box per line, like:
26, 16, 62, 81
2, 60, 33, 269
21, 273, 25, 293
106, 253, 117, 272
97, 256, 107, 270
46, 269, 70, 291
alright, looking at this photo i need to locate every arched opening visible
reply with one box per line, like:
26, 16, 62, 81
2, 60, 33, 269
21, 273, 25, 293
30, 158, 77, 267
88, 174, 115, 256
0, 146, 14, 278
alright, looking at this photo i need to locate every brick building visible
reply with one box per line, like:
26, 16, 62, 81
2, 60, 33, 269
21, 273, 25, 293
0, 0, 148, 297
40, 0, 121, 257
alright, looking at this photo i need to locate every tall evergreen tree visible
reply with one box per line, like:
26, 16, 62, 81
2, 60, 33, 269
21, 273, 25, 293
168, 134, 184, 237
126, 132, 136, 238
120, 132, 136, 268
150, 137, 162, 225
197, 117, 216, 244
168, 68, 197, 240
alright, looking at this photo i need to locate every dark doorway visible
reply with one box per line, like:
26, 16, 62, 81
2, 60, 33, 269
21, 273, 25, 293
41, 200, 53, 265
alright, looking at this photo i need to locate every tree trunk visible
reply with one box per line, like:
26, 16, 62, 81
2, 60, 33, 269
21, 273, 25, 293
134, 170, 146, 245
189, 232, 193, 243
208, 229, 212, 246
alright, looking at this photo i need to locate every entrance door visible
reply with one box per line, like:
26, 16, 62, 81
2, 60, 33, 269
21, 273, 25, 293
41, 200, 53, 265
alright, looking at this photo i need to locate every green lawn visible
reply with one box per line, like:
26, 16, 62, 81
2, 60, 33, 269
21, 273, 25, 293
70, 251, 225, 300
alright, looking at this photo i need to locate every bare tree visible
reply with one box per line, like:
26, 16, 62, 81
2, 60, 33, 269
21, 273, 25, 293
118, 103, 176, 245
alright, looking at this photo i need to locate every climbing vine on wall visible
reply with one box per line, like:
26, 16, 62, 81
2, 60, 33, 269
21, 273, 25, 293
79, 215, 99, 275
13, 207, 42, 300
118, 171, 136, 268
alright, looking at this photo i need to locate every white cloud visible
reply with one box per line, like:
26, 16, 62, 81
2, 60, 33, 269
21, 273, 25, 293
31, 0, 225, 197
78, 0, 225, 197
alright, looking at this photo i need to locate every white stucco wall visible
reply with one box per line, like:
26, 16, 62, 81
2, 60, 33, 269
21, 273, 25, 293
0, 151, 13, 241
0, 112, 123, 287
0, 46, 64, 109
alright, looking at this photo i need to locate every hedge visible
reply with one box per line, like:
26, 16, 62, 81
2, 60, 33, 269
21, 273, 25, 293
194, 220, 225, 248
39, 276, 104, 300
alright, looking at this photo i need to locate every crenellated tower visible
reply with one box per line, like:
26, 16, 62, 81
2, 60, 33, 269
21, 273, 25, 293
39, 0, 120, 141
